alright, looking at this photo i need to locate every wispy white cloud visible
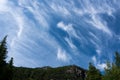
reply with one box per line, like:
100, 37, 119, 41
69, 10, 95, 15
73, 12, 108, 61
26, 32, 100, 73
18, 0, 49, 28
89, 32, 99, 41
57, 21, 72, 31
57, 21, 79, 38
72, 0, 114, 36
0, 0, 8, 12
92, 56, 97, 64
86, 15, 112, 36
50, 3, 71, 16
64, 37, 76, 49
0, 0, 24, 47
89, 32, 102, 56
96, 49, 101, 55
13, 14, 24, 38
97, 63, 107, 71
57, 48, 71, 62
92, 56, 106, 70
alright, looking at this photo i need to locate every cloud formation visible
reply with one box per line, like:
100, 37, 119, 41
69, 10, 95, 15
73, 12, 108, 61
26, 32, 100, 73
57, 48, 71, 62
92, 56, 107, 70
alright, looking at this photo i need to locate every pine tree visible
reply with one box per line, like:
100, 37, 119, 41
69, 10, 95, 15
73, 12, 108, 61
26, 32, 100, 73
0, 36, 7, 64
0, 36, 14, 80
102, 61, 112, 80
7, 57, 14, 80
115, 52, 120, 67
103, 52, 120, 80
85, 63, 101, 80
0, 36, 8, 80
112, 52, 120, 80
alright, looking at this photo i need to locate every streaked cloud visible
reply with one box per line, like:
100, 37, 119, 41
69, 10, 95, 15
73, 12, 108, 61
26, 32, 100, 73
86, 15, 112, 36
92, 56, 97, 64
51, 3, 71, 16
64, 37, 77, 49
57, 48, 71, 62
57, 21, 79, 38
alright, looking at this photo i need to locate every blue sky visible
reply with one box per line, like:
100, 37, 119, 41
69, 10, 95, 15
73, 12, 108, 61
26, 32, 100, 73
0, 0, 120, 70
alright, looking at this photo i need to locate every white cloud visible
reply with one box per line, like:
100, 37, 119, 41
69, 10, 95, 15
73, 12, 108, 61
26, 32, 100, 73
92, 56, 97, 64
0, 1, 24, 47
73, 8, 84, 16
97, 63, 107, 71
8, 9, 25, 48
51, 3, 70, 16
72, 0, 114, 36
92, 56, 107, 70
86, 15, 112, 36
57, 48, 70, 62
0, 0, 9, 12
89, 32, 99, 41
0, 0, 6, 5
96, 49, 101, 55
13, 14, 24, 38
57, 21, 71, 31
64, 37, 76, 49
57, 21, 79, 38
18, 0, 49, 28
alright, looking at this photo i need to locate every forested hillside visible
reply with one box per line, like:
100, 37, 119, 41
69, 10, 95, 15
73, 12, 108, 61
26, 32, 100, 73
13, 65, 86, 80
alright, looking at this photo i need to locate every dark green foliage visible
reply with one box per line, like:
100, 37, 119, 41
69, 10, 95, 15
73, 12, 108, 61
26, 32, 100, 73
0, 36, 7, 65
115, 52, 120, 67
0, 36, 14, 80
0, 36, 8, 80
102, 52, 120, 80
85, 63, 101, 80
7, 57, 14, 80
13, 65, 86, 80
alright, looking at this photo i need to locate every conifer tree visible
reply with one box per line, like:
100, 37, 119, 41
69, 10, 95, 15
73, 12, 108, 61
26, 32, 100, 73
0, 36, 7, 63
0, 36, 14, 80
103, 52, 120, 80
0, 36, 8, 80
85, 63, 101, 80
115, 52, 120, 67
7, 57, 14, 80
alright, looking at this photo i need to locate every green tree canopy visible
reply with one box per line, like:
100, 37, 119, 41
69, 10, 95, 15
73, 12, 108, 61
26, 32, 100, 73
103, 52, 120, 80
85, 63, 101, 80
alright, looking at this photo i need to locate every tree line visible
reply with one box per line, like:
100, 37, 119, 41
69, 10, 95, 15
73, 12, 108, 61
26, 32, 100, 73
86, 51, 120, 80
0, 36, 120, 80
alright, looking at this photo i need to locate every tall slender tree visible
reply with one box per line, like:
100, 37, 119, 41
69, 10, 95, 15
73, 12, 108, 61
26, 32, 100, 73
0, 36, 14, 80
0, 36, 8, 80
0, 36, 7, 64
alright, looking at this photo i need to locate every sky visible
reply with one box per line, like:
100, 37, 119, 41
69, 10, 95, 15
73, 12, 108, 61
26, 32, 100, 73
0, 0, 120, 70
